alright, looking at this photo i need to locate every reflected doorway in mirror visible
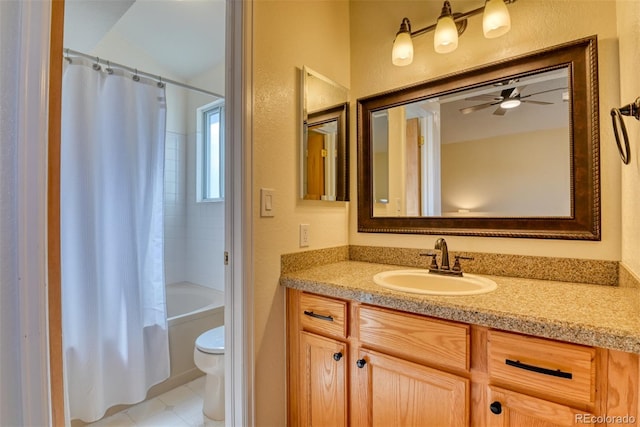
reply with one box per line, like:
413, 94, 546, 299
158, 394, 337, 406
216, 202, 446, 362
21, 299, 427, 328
301, 67, 350, 202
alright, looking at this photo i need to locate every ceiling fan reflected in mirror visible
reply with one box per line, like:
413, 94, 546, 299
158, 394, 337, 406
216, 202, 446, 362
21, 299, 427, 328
459, 86, 566, 116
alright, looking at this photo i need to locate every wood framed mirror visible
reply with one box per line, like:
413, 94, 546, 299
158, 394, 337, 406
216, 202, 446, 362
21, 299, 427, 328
357, 36, 600, 240
301, 66, 349, 201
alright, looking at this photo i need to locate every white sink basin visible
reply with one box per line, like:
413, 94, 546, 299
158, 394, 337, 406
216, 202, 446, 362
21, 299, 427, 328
373, 269, 497, 296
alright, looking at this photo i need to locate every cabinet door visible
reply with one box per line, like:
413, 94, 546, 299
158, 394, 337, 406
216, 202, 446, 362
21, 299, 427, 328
353, 348, 468, 427
299, 331, 347, 427
486, 386, 593, 427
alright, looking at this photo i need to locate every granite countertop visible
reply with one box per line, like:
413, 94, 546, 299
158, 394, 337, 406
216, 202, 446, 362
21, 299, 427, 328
280, 260, 640, 354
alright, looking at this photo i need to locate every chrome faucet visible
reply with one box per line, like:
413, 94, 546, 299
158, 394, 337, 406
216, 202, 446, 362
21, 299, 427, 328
420, 238, 474, 277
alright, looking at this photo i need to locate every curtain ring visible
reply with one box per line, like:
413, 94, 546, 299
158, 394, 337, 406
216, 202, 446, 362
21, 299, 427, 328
133, 69, 140, 82
92, 56, 101, 71
105, 60, 113, 75
611, 107, 631, 165
64, 48, 72, 63
157, 76, 165, 89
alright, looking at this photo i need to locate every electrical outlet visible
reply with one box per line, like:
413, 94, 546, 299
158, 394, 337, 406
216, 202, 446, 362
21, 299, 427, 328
299, 224, 310, 247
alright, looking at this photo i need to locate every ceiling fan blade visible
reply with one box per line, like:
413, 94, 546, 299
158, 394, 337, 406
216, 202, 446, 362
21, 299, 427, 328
459, 102, 498, 114
522, 100, 553, 105
493, 106, 508, 116
521, 87, 567, 99
464, 94, 502, 102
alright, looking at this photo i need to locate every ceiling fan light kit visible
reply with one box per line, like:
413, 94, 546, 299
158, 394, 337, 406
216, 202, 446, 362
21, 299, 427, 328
500, 99, 521, 109
461, 84, 566, 116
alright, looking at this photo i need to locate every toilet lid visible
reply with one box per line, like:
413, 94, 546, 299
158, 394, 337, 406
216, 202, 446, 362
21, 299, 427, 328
196, 326, 225, 354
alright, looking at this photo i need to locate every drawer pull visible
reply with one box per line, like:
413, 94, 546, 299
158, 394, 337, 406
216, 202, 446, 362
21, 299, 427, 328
303, 310, 334, 322
505, 359, 573, 379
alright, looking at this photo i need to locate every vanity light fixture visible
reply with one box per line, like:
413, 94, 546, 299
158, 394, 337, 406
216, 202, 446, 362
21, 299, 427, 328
392, 0, 516, 66
434, 1, 459, 53
483, 0, 512, 38
392, 18, 414, 66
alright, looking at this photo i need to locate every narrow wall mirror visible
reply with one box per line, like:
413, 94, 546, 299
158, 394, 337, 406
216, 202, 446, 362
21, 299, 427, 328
301, 66, 349, 201
358, 37, 600, 239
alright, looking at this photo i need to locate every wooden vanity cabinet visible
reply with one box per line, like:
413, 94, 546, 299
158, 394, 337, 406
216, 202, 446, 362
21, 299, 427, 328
486, 386, 591, 427
298, 331, 348, 427
483, 330, 602, 426
290, 292, 349, 427
288, 289, 471, 426
286, 289, 640, 427
352, 348, 469, 426
353, 305, 470, 426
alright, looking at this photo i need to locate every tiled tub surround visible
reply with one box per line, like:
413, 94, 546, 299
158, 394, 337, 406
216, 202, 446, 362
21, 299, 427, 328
279, 247, 640, 354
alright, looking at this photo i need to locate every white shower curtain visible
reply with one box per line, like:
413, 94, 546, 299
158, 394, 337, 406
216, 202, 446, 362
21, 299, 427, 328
61, 58, 170, 422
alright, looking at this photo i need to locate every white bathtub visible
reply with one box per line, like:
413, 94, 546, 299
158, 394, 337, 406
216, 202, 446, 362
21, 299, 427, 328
167, 281, 225, 325
150, 282, 224, 397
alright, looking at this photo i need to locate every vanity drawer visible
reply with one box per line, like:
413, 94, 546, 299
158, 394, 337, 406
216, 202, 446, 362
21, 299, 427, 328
358, 305, 469, 372
488, 330, 596, 406
299, 292, 348, 339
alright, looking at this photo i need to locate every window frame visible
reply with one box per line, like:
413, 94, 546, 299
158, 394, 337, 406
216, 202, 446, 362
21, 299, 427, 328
196, 98, 225, 202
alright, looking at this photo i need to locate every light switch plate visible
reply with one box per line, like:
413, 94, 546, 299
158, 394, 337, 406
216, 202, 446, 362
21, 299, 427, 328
260, 188, 275, 217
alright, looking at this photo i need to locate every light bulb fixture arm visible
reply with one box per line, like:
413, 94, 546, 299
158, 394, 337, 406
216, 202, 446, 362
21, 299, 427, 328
397, 17, 412, 36
405, 0, 517, 39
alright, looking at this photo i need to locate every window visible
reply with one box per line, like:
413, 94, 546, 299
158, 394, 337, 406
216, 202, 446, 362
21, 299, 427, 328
197, 99, 225, 201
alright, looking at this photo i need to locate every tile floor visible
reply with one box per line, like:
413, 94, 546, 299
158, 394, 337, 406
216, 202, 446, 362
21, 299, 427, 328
89, 377, 224, 427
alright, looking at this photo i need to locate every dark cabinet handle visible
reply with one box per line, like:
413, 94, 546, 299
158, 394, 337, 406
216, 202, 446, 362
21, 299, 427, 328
505, 359, 573, 379
490, 401, 502, 415
303, 310, 334, 322
333, 352, 343, 361
356, 358, 367, 368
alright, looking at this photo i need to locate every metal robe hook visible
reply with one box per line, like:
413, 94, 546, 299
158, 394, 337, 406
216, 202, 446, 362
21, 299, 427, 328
611, 97, 640, 165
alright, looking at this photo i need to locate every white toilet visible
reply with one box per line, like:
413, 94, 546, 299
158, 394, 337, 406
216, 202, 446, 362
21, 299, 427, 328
194, 326, 225, 420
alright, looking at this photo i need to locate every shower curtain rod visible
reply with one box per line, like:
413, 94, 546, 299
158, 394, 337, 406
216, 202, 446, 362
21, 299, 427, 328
64, 48, 223, 98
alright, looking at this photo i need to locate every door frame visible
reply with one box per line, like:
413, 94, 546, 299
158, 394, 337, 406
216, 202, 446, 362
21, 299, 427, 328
46, 0, 254, 424
224, 0, 254, 425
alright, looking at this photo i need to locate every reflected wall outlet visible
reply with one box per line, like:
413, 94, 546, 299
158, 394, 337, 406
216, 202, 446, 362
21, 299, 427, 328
299, 224, 310, 247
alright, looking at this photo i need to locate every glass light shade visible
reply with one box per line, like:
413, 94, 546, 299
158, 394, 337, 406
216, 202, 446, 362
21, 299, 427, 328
434, 15, 458, 54
392, 31, 414, 66
500, 99, 521, 109
483, 0, 511, 39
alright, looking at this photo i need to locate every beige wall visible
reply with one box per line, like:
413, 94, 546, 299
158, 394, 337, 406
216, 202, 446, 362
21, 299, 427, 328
253, 0, 350, 425
441, 128, 571, 216
349, 0, 621, 259
617, 0, 640, 278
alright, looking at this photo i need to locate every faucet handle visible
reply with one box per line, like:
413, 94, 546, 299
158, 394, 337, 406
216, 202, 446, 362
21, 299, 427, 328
452, 255, 474, 272
420, 252, 439, 269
